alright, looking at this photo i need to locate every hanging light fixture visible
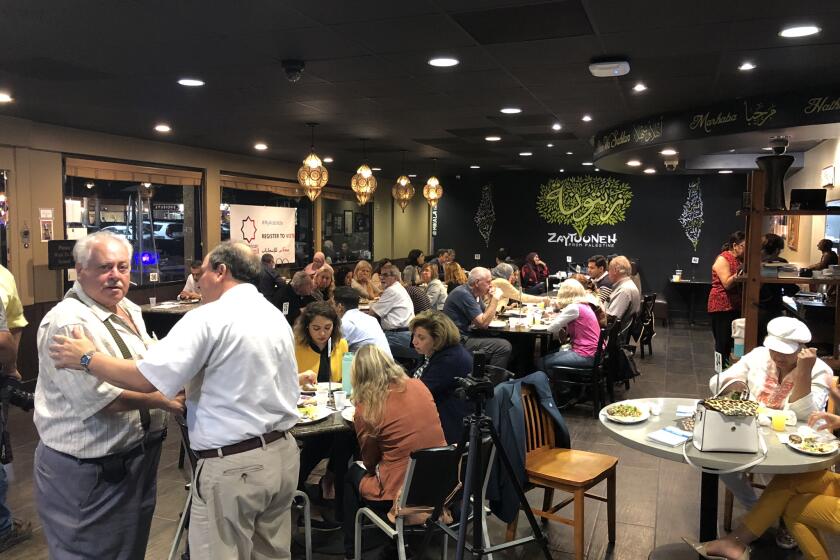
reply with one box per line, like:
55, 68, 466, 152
392, 150, 415, 212
351, 139, 377, 205
423, 159, 444, 208
297, 123, 329, 201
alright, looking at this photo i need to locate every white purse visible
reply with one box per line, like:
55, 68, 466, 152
682, 398, 767, 474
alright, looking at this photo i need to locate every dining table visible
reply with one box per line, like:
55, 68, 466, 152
471, 306, 555, 374
599, 397, 838, 558
140, 300, 200, 337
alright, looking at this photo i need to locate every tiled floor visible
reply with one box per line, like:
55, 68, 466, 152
4, 320, 835, 559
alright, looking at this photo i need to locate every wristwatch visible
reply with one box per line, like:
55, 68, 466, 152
80, 350, 98, 373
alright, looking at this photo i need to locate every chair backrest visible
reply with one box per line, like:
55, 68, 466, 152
640, 293, 656, 323
591, 319, 616, 370
828, 375, 838, 416
521, 386, 556, 454
402, 445, 461, 509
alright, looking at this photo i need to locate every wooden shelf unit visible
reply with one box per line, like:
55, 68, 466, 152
742, 171, 840, 358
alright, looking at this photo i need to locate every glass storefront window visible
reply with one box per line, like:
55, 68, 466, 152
321, 198, 372, 264
64, 173, 201, 286
221, 188, 313, 265
0, 171, 8, 267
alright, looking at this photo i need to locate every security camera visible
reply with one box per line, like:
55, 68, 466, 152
769, 136, 789, 155
281, 59, 305, 83
664, 158, 679, 171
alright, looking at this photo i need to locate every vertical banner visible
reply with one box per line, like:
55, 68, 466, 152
229, 204, 297, 263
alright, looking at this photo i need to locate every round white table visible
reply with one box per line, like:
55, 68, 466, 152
599, 397, 838, 544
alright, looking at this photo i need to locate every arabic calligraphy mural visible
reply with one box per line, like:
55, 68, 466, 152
678, 179, 703, 251
536, 175, 632, 237
744, 100, 777, 127
474, 184, 495, 247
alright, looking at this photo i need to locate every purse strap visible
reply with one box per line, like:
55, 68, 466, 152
681, 430, 768, 475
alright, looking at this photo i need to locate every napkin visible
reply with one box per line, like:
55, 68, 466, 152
647, 427, 691, 447
675, 405, 696, 418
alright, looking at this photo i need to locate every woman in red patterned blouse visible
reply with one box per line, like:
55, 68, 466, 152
707, 231, 745, 366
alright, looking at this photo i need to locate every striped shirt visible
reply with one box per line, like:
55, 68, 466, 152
34, 282, 166, 458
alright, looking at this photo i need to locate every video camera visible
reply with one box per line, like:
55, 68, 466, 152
1, 376, 34, 412
455, 352, 495, 403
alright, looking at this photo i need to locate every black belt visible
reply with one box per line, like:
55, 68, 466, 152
58, 429, 166, 483
385, 327, 409, 332
194, 430, 287, 459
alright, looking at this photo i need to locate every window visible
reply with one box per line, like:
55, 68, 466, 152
63, 158, 202, 286
321, 198, 372, 264
0, 171, 8, 267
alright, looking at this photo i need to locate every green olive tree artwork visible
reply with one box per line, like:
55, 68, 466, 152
678, 179, 703, 251
536, 175, 632, 236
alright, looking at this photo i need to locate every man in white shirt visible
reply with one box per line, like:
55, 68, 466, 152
333, 286, 392, 357
34, 231, 183, 559
605, 255, 640, 341
178, 260, 202, 300
49, 241, 300, 559
370, 264, 414, 349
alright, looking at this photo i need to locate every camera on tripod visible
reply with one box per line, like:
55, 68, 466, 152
455, 352, 494, 402
1, 376, 35, 412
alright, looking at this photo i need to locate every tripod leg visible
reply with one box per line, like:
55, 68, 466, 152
455, 422, 479, 560
486, 423, 553, 560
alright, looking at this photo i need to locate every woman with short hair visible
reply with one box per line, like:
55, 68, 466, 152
342, 345, 446, 558
421, 263, 447, 310
490, 262, 549, 307
409, 310, 472, 443
351, 260, 380, 300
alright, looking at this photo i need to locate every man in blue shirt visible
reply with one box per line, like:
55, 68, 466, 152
334, 287, 392, 358
443, 267, 511, 368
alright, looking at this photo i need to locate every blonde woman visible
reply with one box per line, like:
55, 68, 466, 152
313, 265, 335, 301
421, 263, 447, 310
542, 279, 603, 369
342, 345, 445, 558
351, 260, 381, 300
444, 261, 467, 293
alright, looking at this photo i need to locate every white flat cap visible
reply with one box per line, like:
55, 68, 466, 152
763, 316, 811, 354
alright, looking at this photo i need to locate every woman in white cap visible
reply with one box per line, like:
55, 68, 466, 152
684, 383, 840, 560
708, 316, 833, 548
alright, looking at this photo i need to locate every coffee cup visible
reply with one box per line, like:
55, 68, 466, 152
149, 297, 157, 306
334, 390, 347, 409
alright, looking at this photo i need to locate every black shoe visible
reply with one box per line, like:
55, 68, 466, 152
0, 518, 32, 553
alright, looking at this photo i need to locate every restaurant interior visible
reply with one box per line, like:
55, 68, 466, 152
1, 2, 840, 559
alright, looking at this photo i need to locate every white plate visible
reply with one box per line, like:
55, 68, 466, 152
603, 401, 650, 424
341, 406, 356, 423
296, 406, 332, 425
488, 320, 506, 328
317, 382, 342, 391
786, 438, 839, 456
529, 324, 549, 331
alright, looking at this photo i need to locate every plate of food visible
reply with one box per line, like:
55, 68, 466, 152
786, 434, 839, 456
604, 402, 650, 424
488, 320, 506, 328
341, 406, 356, 423
297, 405, 332, 425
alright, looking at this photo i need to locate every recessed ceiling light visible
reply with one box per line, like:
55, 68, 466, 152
519, 152, 533, 156
323, 157, 334, 163
85, 181, 95, 189
627, 159, 642, 167
643, 167, 656, 174
582, 162, 593, 166
594, 168, 600, 172
551, 123, 562, 131
371, 167, 382, 171
582, 114, 592, 122
738, 61, 757, 71
660, 148, 678, 156
632, 82, 647, 92
154, 123, 171, 133
762, 147, 773, 151
254, 143, 268, 151
177, 78, 205, 87
566, 151, 574, 155
546, 143, 554, 148
779, 25, 820, 38
719, 170, 733, 174
408, 174, 417, 178
428, 57, 459, 67
500, 107, 522, 114
470, 165, 481, 169
0, 92, 13, 103
485, 136, 501, 142
559, 169, 565, 172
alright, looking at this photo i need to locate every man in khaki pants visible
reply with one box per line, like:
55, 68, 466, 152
49, 241, 301, 559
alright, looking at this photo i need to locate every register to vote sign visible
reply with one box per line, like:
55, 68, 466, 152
229, 204, 297, 263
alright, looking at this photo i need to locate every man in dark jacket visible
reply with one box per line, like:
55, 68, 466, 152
257, 253, 280, 300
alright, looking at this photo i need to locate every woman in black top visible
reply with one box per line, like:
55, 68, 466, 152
758, 233, 798, 342
808, 238, 839, 270
409, 311, 473, 443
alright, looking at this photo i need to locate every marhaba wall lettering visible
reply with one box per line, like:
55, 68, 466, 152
678, 179, 703, 251
474, 184, 495, 247
536, 175, 632, 236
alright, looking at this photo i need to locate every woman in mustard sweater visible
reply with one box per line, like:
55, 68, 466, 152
294, 301, 348, 384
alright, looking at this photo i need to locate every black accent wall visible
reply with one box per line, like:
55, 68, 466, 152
434, 171, 745, 318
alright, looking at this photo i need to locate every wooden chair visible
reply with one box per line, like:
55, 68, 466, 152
723, 375, 838, 531
505, 386, 618, 559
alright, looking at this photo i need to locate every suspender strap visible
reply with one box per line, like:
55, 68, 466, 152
65, 291, 152, 437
